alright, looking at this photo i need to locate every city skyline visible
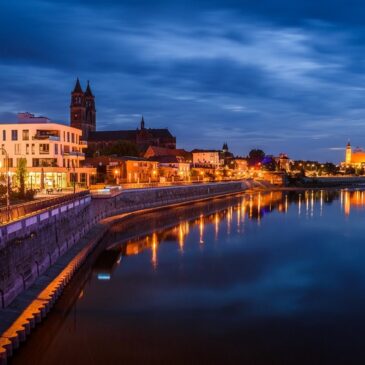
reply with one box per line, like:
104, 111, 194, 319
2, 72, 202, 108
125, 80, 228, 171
2, 0, 365, 162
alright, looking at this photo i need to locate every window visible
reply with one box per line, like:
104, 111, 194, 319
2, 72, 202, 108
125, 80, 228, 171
14, 144, 21, 155
71, 133, 75, 143
11, 130, 17, 141
7, 158, 13, 168
22, 130, 29, 140
26, 144, 29, 155
31, 144, 35, 155
55, 144, 58, 155
39, 144, 49, 154
33, 158, 57, 167
67, 132, 70, 142
2, 131, 5, 141
63, 131, 65, 141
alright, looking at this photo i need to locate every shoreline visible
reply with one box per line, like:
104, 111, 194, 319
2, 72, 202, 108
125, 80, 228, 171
1, 182, 365, 364
0, 187, 256, 364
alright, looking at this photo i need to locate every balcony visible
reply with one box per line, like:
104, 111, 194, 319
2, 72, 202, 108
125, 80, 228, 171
64, 151, 85, 157
33, 135, 60, 141
79, 140, 88, 147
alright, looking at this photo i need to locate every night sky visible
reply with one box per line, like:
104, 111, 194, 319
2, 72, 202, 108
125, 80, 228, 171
1, 0, 365, 162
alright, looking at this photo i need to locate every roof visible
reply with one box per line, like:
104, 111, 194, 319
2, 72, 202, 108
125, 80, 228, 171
88, 130, 137, 141
144, 146, 188, 157
72, 78, 83, 94
146, 128, 174, 139
84, 81, 94, 97
191, 149, 220, 153
88, 128, 174, 142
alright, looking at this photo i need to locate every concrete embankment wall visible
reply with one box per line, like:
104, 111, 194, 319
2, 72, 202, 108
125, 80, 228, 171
0, 195, 95, 308
0, 181, 264, 309
0, 180, 271, 363
303, 176, 365, 187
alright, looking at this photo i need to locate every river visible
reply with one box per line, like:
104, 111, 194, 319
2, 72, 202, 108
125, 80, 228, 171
10, 190, 365, 365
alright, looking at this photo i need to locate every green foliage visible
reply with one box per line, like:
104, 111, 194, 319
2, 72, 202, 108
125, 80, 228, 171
247, 149, 265, 166
16, 158, 27, 197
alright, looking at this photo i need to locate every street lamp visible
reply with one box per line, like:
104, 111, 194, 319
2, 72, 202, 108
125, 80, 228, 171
0, 147, 10, 221
114, 168, 120, 184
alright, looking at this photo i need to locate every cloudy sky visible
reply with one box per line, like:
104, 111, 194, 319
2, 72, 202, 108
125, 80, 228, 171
1, 0, 365, 161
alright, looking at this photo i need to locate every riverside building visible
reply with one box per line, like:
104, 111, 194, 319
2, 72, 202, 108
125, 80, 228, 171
0, 113, 95, 189
344, 141, 365, 168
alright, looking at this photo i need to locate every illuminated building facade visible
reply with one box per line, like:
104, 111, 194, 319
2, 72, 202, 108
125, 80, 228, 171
192, 150, 221, 168
86, 155, 159, 183
344, 141, 365, 167
0, 113, 95, 188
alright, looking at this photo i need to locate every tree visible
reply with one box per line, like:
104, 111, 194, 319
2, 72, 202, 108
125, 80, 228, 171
247, 149, 265, 167
95, 140, 139, 157
16, 158, 27, 197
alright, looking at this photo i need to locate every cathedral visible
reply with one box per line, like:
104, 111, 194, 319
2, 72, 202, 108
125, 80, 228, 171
70, 78, 96, 139
70, 79, 176, 153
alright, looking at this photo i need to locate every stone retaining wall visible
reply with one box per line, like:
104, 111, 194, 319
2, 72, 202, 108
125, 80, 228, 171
0, 181, 261, 309
0, 180, 272, 364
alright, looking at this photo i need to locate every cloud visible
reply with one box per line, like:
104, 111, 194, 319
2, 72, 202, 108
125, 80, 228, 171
0, 0, 365, 161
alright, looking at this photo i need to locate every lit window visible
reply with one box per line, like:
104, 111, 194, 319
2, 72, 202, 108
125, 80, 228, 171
39, 144, 49, 154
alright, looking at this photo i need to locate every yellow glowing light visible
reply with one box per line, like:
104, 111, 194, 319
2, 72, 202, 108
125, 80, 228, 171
199, 215, 204, 244
151, 232, 158, 269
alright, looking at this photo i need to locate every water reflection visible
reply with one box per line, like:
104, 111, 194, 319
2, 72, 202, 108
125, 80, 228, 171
11, 188, 365, 365
94, 189, 365, 274
88, 189, 365, 277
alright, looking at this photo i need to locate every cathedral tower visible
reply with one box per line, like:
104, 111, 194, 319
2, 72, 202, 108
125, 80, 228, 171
70, 79, 96, 139
84, 81, 96, 135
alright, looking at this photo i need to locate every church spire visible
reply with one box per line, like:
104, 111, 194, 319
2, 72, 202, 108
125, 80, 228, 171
85, 80, 93, 97
140, 115, 145, 130
73, 78, 83, 93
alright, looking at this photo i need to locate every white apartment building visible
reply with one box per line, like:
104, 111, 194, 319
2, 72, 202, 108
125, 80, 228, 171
0, 113, 95, 189
192, 150, 221, 168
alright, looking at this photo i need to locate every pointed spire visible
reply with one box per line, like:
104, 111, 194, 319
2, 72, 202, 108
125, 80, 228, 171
73, 78, 83, 93
347, 139, 351, 147
85, 80, 94, 97
141, 115, 145, 130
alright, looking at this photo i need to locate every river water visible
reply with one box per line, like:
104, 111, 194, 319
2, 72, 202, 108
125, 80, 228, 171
11, 190, 365, 365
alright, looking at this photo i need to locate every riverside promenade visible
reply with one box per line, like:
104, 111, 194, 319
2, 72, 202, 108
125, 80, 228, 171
0, 180, 270, 364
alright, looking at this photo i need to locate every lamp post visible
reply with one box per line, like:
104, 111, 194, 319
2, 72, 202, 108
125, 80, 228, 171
114, 168, 120, 185
0, 147, 10, 221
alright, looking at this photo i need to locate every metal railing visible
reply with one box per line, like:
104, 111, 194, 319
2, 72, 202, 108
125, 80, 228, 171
0, 190, 89, 224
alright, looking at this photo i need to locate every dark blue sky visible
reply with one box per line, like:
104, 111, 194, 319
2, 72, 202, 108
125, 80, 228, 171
1, 0, 365, 161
